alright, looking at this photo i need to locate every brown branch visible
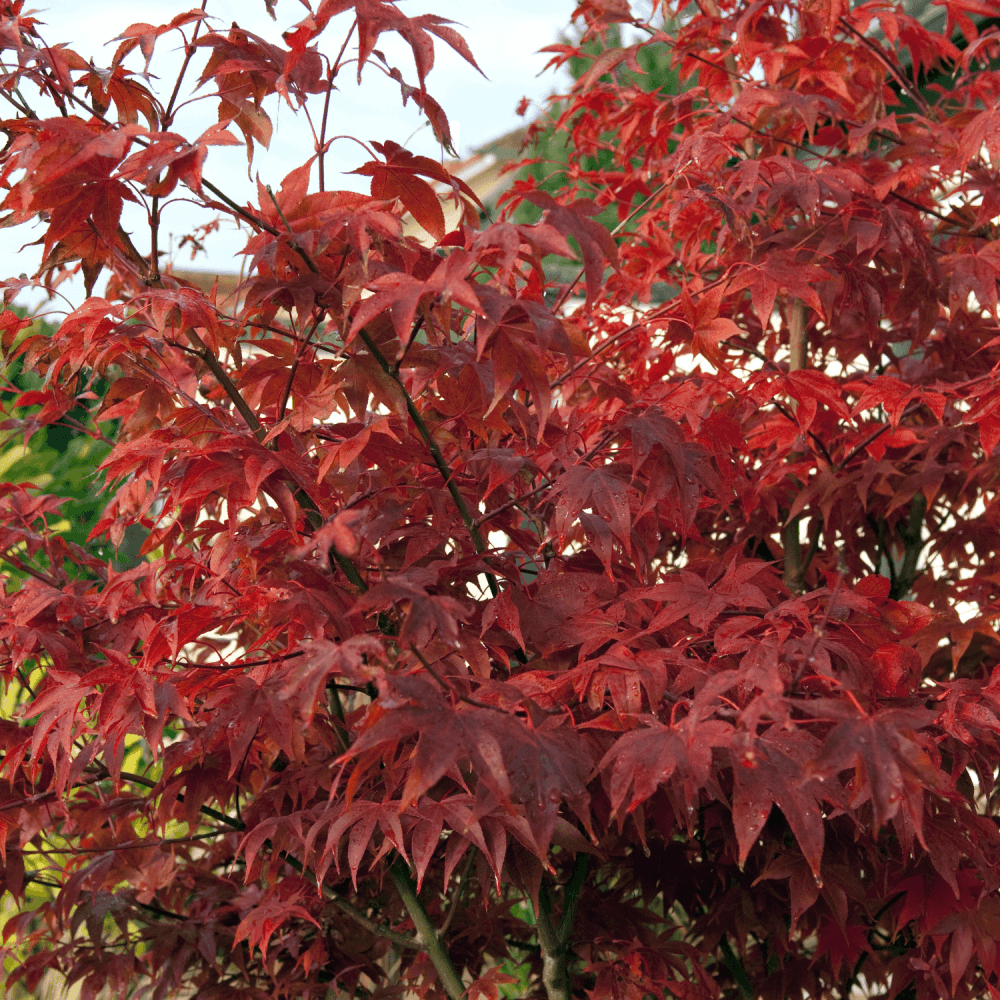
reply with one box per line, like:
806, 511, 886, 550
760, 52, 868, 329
161, 5, 208, 128
783, 300, 808, 594
888, 189, 994, 238
769, 399, 835, 468
172, 650, 306, 671
319, 21, 357, 191
788, 299, 807, 372
839, 424, 890, 469
186, 326, 267, 441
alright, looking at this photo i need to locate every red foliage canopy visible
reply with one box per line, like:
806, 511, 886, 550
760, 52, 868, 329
1, 1, 1000, 998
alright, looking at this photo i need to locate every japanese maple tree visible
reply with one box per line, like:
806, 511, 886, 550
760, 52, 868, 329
1, 0, 1000, 998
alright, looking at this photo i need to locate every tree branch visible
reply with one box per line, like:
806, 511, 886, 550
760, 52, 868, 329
535, 854, 589, 1000
389, 859, 465, 1000
535, 881, 569, 1000
357, 327, 499, 598
894, 491, 927, 599
788, 300, 807, 372
783, 300, 809, 594
837, 16, 930, 115
327, 893, 422, 952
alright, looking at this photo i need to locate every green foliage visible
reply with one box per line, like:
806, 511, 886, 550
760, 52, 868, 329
505, 22, 682, 295
0, 311, 113, 563
511, 24, 679, 223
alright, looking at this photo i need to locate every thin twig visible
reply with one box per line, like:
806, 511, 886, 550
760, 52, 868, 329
769, 399, 836, 467
552, 183, 667, 311
161, 4, 209, 129
839, 424, 890, 469
0, 548, 62, 587
172, 650, 306, 671
838, 16, 930, 115
410, 645, 508, 713
327, 892, 422, 951
439, 848, 476, 935
319, 21, 357, 191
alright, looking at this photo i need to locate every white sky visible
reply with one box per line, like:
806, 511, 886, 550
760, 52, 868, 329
6, 0, 576, 305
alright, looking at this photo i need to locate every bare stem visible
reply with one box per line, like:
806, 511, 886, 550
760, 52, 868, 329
319, 21, 357, 191
782, 516, 804, 593
149, 195, 161, 283
536, 884, 568, 1000
185, 326, 266, 442
327, 893, 421, 952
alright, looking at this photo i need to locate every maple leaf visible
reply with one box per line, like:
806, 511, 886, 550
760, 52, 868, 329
803, 702, 945, 841
316, 0, 485, 89
549, 464, 635, 558
348, 248, 483, 343
600, 715, 732, 818
350, 571, 467, 648
84, 66, 162, 129
233, 885, 320, 960
518, 190, 619, 300
117, 123, 241, 198
110, 12, 209, 72
731, 728, 827, 878
352, 140, 481, 242
345, 674, 591, 857
467, 968, 519, 1000
5, 2, 1000, 999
